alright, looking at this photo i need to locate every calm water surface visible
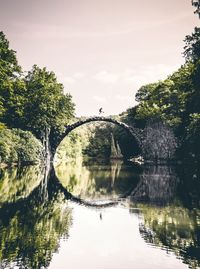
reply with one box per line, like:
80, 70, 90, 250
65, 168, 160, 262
0, 160, 200, 269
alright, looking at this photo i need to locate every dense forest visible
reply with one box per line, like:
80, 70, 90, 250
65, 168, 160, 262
0, 1, 200, 165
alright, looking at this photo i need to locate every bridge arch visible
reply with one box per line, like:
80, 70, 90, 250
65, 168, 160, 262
56, 116, 142, 154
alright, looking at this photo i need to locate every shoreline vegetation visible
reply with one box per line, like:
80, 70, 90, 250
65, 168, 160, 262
0, 2, 200, 166
0, 128, 43, 166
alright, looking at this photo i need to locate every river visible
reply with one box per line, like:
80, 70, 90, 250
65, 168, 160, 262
0, 160, 200, 269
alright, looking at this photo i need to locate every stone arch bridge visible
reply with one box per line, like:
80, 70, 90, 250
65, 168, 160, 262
55, 116, 143, 152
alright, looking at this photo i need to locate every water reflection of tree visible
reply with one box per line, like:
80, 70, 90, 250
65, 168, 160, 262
0, 166, 72, 269
176, 163, 200, 208
130, 165, 179, 205
0, 165, 44, 204
55, 160, 140, 200
139, 205, 200, 269
129, 165, 200, 269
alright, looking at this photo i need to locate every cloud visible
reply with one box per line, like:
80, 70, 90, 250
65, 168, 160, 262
56, 63, 180, 116
92, 95, 107, 103
93, 64, 179, 88
56, 72, 75, 84
56, 72, 86, 86
122, 64, 180, 87
62, 76, 76, 84
13, 11, 191, 40
93, 71, 119, 84
73, 72, 85, 79
115, 94, 133, 103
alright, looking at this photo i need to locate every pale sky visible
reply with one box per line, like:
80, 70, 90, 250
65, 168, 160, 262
0, 0, 199, 116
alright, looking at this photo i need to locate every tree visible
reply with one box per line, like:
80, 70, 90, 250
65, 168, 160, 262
23, 65, 75, 155
184, 27, 200, 62
132, 0, 200, 162
0, 31, 21, 77
135, 83, 159, 103
0, 32, 76, 160
0, 31, 26, 128
0, 128, 43, 163
83, 123, 112, 159
135, 68, 193, 129
182, 8, 200, 161
134, 62, 200, 160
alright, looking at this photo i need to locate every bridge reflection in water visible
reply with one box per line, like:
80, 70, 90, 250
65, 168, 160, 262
0, 161, 199, 269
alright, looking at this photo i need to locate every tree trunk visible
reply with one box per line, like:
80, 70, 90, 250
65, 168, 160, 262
42, 127, 53, 164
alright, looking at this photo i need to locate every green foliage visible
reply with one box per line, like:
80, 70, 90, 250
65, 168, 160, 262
0, 22, 199, 164
135, 82, 159, 103
83, 123, 112, 159
0, 129, 43, 163
56, 122, 117, 162
55, 160, 140, 199
134, 59, 200, 161
0, 32, 75, 136
73, 118, 141, 160
0, 31, 21, 77
0, 32, 75, 158
140, 203, 200, 269
55, 130, 86, 162
23, 65, 75, 137
0, 122, 6, 130
0, 32, 26, 128
136, 64, 194, 128
134, 25, 200, 163
81, 13, 200, 162
184, 27, 200, 62
183, 113, 200, 160
0, 166, 43, 204
0, 166, 73, 269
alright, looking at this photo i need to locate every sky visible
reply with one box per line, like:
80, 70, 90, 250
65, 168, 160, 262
0, 0, 199, 116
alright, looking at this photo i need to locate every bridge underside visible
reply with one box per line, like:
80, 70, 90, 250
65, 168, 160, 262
55, 116, 143, 153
